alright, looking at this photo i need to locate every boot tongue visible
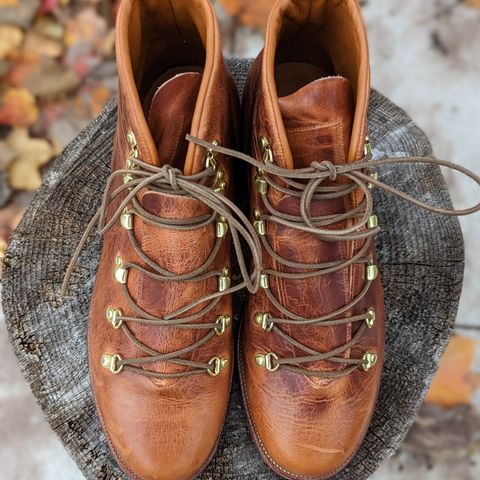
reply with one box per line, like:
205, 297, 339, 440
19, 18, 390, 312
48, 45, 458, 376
278, 76, 355, 168
146, 72, 202, 171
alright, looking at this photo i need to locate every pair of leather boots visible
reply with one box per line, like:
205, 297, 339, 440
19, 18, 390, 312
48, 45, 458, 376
68, 1, 479, 479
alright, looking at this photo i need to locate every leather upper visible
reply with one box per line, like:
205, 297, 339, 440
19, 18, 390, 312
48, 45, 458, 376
88, 1, 239, 479
240, 1, 385, 478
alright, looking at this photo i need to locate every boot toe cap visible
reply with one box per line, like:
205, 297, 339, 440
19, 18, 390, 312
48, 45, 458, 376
94, 374, 228, 480
242, 354, 381, 479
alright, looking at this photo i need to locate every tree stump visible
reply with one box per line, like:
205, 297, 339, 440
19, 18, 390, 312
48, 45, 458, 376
2, 59, 464, 479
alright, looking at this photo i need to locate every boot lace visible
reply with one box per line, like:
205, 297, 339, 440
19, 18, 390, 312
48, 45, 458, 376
62, 146, 262, 378
188, 135, 480, 379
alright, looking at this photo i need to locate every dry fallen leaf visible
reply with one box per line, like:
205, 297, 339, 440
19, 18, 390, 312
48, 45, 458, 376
100, 28, 116, 58
464, 0, 480, 8
90, 84, 112, 117
9, 160, 44, 191
0, 0, 40, 30
0, 25, 24, 60
64, 7, 107, 51
402, 404, 480, 465
23, 31, 63, 58
218, 0, 277, 29
0, 88, 39, 127
12, 57, 80, 100
33, 16, 65, 42
63, 8, 107, 79
4, 51, 39, 86
38, 0, 63, 14
0, 0, 18, 7
6, 128, 54, 191
425, 335, 480, 408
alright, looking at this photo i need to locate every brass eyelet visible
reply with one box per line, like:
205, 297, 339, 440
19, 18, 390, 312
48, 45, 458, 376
205, 140, 219, 171
120, 208, 133, 230
362, 351, 378, 372
255, 352, 279, 372
123, 154, 137, 184
365, 308, 376, 329
216, 216, 229, 238
368, 214, 379, 229
260, 273, 269, 289
259, 136, 273, 164
253, 210, 266, 236
255, 171, 268, 195
101, 354, 124, 374
218, 267, 231, 292
207, 356, 228, 377
127, 131, 139, 159
368, 170, 378, 190
114, 256, 128, 284
214, 315, 231, 336
106, 307, 123, 329
366, 263, 378, 281
213, 169, 226, 195
254, 312, 273, 332
366, 255, 378, 281
364, 136, 372, 156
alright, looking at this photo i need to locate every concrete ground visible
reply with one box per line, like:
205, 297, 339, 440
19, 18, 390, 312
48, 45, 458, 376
1, 0, 479, 478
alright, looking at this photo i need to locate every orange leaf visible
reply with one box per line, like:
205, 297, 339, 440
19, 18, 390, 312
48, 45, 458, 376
90, 84, 112, 117
425, 335, 479, 408
5, 53, 40, 87
0, 0, 19, 7
6, 128, 54, 191
0, 25, 24, 60
464, 0, 480, 8
218, 0, 277, 29
0, 88, 39, 127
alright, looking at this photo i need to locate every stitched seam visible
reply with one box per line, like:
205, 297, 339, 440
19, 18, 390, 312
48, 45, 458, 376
284, 121, 339, 135
170, 113, 186, 164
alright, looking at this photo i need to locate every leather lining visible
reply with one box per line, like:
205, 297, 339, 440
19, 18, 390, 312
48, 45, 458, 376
146, 71, 203, 169
263, 0, 370, 167
275, 62, 330, 96
116, 0, 223, 173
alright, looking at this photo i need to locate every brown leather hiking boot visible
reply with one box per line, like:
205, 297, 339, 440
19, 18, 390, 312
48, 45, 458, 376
240, 1, 385, 478
75, 1, 254, 479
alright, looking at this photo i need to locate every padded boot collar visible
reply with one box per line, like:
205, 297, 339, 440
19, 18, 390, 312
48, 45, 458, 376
259, 0, 370, 168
